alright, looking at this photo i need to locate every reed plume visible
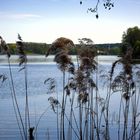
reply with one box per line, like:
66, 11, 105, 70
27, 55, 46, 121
0, 36, 8, 85
46, 37, 75, 140
46, 37, 75, 57
0, 36, 10, 57
54, 51, 74, 73
16, 34, 27, 66
78, 47, 97, 72
110, 48, 133, 81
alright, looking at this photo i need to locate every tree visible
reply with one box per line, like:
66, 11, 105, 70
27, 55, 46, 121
121, 26, 140, 58
134, 40, 140, 59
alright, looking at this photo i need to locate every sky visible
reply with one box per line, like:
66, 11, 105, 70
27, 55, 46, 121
0, 0, 140, 44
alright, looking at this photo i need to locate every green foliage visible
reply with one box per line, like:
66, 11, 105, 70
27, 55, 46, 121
96, 43, 121, 55
120, 42, 130, 55
134, 40, 140, 59
69, 47, 77, 55
122, 26, 140, 58
24, 42, 49, 54
8, 42, 49, 55
8, 43, 16, 54
109, 47, 120, 55
7, 42, 121, 56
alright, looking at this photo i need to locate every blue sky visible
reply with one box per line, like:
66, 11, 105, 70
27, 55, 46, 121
0, 0, 140, 44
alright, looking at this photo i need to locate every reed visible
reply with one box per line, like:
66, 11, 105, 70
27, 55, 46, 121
0, 36, 26, 139
0, 36, 140, 140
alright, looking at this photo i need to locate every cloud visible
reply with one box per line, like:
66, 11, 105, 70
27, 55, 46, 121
10, 14, 41, 19
0, 12, 42, 20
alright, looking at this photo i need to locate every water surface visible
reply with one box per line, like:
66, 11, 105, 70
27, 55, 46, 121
0, 55, 139, 140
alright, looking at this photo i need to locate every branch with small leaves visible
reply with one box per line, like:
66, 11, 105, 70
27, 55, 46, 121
80, 0, 114, 19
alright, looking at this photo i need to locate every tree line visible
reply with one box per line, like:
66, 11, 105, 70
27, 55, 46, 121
5, 42, 121, 55
1, 26, 140, 58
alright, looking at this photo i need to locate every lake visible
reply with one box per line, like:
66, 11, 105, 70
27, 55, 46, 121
0, 55, 140, 140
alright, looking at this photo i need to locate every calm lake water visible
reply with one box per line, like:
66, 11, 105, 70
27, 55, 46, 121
0, 55, 139, 140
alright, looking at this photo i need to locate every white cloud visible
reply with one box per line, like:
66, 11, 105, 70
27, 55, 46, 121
0, 12, 42, 20
10, 14, 41, 19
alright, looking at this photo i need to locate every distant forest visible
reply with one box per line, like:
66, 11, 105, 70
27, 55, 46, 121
6, 42, 121, 55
